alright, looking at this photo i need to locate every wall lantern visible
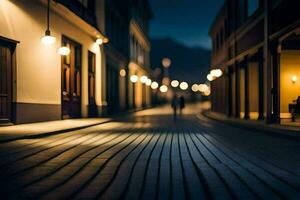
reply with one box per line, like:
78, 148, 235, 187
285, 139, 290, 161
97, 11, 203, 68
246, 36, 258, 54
159, 85, 168, 93
41, 0, 56, 45
119, 69, 126, 77
58, 46, 70, 55
140, 75, 148, 84
103, 37, 109, 44
292, 75, 298, 84
171, 80, 179, 88
130, 75, 138, 83
96, 38, 103, 45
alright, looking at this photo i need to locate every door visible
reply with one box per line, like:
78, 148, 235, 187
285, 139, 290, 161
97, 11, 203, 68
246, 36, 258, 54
0, 41, 13, 123
61, 36, 82, 119
88, 51, 97, 117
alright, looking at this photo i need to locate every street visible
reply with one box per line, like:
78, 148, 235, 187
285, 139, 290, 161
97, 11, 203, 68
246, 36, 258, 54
0, 103, 300, 199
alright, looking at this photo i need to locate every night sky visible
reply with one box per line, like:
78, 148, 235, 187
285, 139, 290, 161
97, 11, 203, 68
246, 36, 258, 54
149, 0, 224, 50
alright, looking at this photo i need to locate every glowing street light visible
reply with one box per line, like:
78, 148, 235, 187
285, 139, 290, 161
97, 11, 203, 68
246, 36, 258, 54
130, 75, 138, 83
58, 46, 70, 55
162, 58, 171, 68
140, 75, 148, 84
159, 85, 168, 93
199, 84, 209, 92
210, 69, 223, 78
146, 79, 152, 86
179, 82, 188, 90
171, 80, 179, 88
207, 74, 214, 81
151, 81, 159, 89
204, 89, 211, 96
191, 84, 199, 92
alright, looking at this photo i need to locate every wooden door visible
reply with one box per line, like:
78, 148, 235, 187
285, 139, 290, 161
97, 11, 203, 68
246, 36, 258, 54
61, 37, 82, 119
88, 51, 97, 117
0, 42, 13, 123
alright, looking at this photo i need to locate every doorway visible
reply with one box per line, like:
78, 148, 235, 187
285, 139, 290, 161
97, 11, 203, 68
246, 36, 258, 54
0, 40, 15, 123
61, 36, 82, 119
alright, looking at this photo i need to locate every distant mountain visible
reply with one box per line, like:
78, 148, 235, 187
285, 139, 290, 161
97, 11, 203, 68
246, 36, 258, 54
150, 38, 211, 84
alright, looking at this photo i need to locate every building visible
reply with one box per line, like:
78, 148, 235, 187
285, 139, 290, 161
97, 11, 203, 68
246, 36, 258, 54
104, 0, 130, 114
128, 0, 153, 109
0, 0, 107, 124
210, 0, 300, 124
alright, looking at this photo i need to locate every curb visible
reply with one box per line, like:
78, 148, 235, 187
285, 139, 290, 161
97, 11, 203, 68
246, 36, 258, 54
201, 110, 300, 140
0, 120, 113, 144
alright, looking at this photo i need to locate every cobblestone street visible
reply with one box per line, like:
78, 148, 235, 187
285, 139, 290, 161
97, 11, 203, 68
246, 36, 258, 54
0, 104, 300, 199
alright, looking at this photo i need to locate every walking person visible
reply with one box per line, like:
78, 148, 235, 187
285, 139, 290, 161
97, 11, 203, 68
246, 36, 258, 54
179, 95, 185, 116
171, 94, 178, 120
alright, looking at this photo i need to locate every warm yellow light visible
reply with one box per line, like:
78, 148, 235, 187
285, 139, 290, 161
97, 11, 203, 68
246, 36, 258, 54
140, 75, 148, 83
58, 46, 70, 55
103, 37, 109, 44
41, 35, 56, 45
292, 75, 298, 83
120, 69, 126, 77
179, 82, 188, 90
146, 79, 152, 86
130, 75, 138, 83
191, 84, 199, 92
96, 38, 103, 45
171, 80, 179, 88
204, 89, 211, 96
207, 74, 214, 81
162, 58, 171, 68
151, 82, 159, 89
199, 84, 209, 92
159, 85, 168, 93
210, 69, 223, 78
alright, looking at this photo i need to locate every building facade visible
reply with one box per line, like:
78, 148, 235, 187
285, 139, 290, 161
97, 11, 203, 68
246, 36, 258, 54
0, 0, 107, 124
210, 0, 300, 123
104, 0, 130, 114
128, 0, 152, 109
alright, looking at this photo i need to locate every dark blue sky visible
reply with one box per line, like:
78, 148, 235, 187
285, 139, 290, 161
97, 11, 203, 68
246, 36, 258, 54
149, 0, 224, 50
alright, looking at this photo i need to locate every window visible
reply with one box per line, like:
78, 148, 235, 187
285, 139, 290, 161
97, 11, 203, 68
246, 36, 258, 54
248, 0, 260, 16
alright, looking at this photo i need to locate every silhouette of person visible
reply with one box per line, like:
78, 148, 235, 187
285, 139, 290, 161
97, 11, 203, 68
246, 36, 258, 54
179, 96, 185, 115
171, 94, 178, 120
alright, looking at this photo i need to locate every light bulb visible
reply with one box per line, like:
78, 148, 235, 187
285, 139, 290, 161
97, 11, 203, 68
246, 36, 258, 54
58, 46, 71, 55
41, 30, 56, 45
96, 38, 103, 45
